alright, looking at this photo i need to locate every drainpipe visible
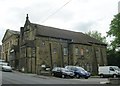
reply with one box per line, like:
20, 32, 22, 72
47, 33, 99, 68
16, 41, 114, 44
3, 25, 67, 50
49, 43, 53, 70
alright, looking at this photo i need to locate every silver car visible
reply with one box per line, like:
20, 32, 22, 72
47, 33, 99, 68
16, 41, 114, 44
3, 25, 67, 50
0, 62, 12, 72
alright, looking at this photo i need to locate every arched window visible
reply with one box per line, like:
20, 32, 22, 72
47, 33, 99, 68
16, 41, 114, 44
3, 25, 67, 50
63, 48, 68, 55
75, 48, 79, 55
80, 48, 84, 56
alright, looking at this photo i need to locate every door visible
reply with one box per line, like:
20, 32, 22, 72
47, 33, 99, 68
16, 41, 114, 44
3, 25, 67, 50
109, 67, 115, 75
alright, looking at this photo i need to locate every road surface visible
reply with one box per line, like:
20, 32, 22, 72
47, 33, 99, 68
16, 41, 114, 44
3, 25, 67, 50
2, 71, 109, 84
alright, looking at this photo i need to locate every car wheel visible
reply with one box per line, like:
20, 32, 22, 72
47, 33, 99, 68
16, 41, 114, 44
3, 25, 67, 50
76, 74, 80, 78
70, 76, 74, 78
62, 74, 65, 78
113, 74, 117, 78
85, 77, 88, 79
100, 74, 104, 78
52, 73, 54, 76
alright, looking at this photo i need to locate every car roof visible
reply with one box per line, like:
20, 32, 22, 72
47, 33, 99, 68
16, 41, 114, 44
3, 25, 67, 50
53, 67, 63, 68
66, 66, 82, 68
65, 66, 85, 70
0, 59, 5, 62
53, 67, 68, 70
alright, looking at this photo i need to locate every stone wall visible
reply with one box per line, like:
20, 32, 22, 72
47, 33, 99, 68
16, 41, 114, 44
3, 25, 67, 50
35, 36, 69, 74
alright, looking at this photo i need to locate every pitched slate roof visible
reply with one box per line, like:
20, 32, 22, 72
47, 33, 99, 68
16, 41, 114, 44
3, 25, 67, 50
8, 29, 20, 35
30, 23, 106, 45
2, 29, 20, 43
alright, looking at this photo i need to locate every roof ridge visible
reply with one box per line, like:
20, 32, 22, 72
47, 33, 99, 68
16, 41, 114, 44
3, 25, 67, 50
31, 23, 83, 34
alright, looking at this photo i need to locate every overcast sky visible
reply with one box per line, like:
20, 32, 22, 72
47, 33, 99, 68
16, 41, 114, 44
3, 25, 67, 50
0, 0, 119, 44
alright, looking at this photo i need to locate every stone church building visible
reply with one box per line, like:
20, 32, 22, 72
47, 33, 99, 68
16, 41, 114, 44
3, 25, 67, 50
2, 15, 107, 75
1, 29, 20, 69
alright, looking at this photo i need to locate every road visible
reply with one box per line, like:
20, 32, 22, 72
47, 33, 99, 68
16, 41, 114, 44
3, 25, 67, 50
2, 71, 109, 84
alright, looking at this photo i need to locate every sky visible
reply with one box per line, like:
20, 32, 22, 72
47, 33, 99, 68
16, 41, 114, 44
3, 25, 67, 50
0, 0, 119, 45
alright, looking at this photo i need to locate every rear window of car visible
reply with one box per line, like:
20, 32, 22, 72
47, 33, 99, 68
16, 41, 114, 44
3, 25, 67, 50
52, 67, 62, 71
61, 68, 68, 71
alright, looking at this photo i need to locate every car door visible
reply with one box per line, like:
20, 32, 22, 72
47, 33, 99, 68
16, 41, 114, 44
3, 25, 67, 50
109, 67, 115, 75
56, 68, 62, 77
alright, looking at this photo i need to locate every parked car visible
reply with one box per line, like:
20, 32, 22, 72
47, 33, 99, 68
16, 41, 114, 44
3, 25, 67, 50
65, 66, 91, 79
0, 62, 12, 72
52, 67, 74, 78
98, 66, 120, 78
0, 59, 5, 62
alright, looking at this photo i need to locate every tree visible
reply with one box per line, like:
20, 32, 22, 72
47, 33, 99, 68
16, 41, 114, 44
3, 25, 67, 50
107, 49, 120, 67
107, 13, 120, 67
86, 30, 107, 44
107, 13, 120, 49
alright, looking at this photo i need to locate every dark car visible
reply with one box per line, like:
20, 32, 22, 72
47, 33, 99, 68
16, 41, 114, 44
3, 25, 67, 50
52, 67, 74, 78
65, 66, 91, 79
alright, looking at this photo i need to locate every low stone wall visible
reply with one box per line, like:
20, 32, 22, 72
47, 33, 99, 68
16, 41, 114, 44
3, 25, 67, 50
109, 78, 120, 85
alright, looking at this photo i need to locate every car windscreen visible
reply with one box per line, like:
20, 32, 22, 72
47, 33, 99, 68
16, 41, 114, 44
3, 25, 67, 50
77, 67, 87, 72
113, 67, 120, 71
62, 68, 70, 72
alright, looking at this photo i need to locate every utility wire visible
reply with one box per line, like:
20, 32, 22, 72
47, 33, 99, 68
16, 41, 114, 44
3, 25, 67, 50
41, 0, 72, 23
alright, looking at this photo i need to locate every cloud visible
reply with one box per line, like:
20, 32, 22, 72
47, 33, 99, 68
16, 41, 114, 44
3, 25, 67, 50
0, 0, 120, 45
72, 21, 97, 33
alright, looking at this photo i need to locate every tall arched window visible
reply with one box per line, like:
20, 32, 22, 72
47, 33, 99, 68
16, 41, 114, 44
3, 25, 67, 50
80, 48, 84, 56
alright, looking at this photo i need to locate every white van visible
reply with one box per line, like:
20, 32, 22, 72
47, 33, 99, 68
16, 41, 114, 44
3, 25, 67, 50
98, 66, 120, 78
